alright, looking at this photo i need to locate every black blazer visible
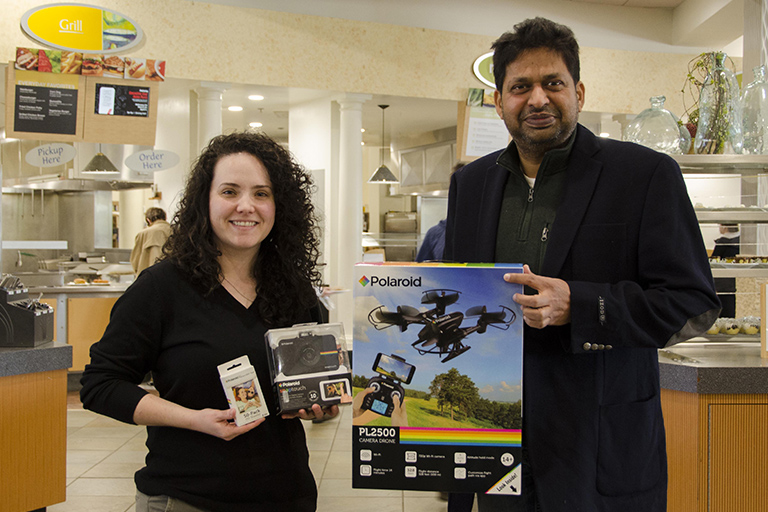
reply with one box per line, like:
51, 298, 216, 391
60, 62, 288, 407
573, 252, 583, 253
445, 125, 719, 511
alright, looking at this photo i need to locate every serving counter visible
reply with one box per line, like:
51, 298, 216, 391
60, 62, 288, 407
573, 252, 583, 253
32, 284, 128, 373
0, 341, 72, 512
659, 342, 768, 512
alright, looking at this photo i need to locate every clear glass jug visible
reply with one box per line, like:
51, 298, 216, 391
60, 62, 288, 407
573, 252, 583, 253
742, 65, 768, 154
624, 96, 687, 154
694, 52, 743, 154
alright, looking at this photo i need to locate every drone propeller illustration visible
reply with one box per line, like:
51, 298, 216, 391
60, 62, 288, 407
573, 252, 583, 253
368, 289, 516, 363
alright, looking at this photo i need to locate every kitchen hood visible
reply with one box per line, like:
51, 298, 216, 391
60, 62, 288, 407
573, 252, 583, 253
3, 176, 152, 191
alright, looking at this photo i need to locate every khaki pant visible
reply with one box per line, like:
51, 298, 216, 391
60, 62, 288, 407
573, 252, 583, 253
135, 490, 210, 512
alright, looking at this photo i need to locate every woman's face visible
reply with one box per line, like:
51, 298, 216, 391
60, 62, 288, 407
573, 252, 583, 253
237, 388, 248, 401
209, 152, 276, 259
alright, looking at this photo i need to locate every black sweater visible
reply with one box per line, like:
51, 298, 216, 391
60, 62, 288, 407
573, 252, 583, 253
80, 260, 317, 511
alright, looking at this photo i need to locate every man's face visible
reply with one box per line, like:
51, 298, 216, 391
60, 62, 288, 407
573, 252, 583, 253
494, 48, 585, 155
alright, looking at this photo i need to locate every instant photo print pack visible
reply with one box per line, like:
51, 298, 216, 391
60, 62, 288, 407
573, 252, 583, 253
218, 355, 269, 426
353, 263, 524, 496
265, 322, 352, 414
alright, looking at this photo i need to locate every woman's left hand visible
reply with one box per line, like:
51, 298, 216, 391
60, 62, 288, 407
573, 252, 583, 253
281, 403, 339, 421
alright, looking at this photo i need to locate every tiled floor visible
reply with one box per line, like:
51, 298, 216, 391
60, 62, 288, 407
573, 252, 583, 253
51, 392, 458, 512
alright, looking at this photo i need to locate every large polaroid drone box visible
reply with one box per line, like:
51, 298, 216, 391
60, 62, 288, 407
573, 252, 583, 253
352, 263, 524, 496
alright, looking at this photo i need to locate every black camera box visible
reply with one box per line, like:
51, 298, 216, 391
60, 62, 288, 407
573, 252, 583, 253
265, 322, 352, 414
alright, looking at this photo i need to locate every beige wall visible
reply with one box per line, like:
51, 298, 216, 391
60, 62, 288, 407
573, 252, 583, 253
1, 0, 731, 117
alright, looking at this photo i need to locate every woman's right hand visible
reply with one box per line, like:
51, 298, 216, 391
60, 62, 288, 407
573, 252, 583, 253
133, 394, 262, 441
192, 407, 263, 441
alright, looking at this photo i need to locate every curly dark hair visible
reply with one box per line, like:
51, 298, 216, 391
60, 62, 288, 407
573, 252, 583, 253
491, 17, 580, 92
164, 131, 322, 327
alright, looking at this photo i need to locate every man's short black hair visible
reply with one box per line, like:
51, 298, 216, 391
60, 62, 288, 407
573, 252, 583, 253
491, 17, 580, 92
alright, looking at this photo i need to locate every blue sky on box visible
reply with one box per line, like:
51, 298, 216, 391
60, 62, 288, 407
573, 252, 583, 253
354, 265, 524, 403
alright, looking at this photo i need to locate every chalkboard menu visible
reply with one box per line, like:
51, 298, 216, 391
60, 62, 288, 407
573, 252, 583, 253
12, 70, 80, 135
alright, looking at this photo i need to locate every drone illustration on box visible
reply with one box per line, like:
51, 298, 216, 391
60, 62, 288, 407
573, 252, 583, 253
367, 289, 516, 363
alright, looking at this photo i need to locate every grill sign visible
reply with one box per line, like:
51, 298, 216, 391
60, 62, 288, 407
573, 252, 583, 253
21, 4, 143, 54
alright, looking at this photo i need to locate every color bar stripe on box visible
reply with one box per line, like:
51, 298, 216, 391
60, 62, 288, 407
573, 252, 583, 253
399, 427, 522, 447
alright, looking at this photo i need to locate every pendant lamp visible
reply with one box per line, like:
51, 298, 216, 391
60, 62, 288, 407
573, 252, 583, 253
368, 104, 399, 184
81, 143, 120, 174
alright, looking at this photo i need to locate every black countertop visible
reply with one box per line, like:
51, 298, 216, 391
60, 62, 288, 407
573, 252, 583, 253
659, 342, 768, 394
0, 341, 73, 378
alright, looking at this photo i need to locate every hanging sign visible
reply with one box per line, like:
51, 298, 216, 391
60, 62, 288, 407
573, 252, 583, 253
25, 143, 77, 167
21, 4, 143, 54
473, 52, 495, 89
125, 149, 180, 173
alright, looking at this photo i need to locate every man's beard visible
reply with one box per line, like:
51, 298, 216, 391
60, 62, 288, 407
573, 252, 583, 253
505, 108, 577, 155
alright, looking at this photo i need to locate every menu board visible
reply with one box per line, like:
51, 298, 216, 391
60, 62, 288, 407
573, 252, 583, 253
456, 102, 511, 163
13, 70, 80, 135
94, 83, 149, 117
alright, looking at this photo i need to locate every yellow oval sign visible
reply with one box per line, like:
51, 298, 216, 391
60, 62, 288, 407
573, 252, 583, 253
21, 4, 143, 53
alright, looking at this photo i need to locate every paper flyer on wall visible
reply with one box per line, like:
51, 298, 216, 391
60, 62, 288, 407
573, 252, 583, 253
352, 263, 524, 495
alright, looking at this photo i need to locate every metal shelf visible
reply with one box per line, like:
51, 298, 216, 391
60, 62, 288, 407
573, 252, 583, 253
696, 208, 768, 223
673, 154, 768, 172
710, 267, 768, 277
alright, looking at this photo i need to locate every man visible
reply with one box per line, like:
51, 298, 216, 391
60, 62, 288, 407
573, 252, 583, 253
415, 219, 446, 262
444, 18, 719, 512
130, 207, 171, 274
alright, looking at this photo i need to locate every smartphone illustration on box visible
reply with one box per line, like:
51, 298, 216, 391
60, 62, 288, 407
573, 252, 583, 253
373, 352, 415, 384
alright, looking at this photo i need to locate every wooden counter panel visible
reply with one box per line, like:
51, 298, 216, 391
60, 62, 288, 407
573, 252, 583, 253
0, 369, 67, 511
662, 389, 768, 512
661, 389, 700, 512
708, 401, 768, 512
67, 297, 119, 371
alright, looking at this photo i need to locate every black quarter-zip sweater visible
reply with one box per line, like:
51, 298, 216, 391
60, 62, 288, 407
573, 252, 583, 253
495, 131, 575, 272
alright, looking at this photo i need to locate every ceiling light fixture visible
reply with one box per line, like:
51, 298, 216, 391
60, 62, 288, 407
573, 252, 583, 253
249, 122, 263, 128
81, 144, 120, 174
367, 104, 399, 184
228, 106, 243, 112
248, 94, 264, 101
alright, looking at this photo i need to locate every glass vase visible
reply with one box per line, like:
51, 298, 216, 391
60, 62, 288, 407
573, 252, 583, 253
623, 95, 687, 154
694, 52, 743, 154
742, 65, 768, 154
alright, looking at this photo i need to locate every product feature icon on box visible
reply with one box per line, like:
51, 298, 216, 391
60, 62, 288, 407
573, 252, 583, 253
353, 263, 524, 495
265, 322, 352, 414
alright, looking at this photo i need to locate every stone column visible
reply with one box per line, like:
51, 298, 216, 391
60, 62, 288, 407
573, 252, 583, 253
195, 82, 230, 152
335, 93, 371, 336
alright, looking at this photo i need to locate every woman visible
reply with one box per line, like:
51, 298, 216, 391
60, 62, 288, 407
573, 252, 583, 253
80, 132, 336, 512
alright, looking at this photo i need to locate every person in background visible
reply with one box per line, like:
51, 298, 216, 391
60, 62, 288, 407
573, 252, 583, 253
415, 218, 446, 262
711, 223, 740, 317
130, 207, 171, 274
81, 132, 336, 512
444, 17, 719, 512
415, 162, 465, 262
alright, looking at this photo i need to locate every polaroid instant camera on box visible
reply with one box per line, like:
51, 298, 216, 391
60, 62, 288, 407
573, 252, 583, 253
353, 263, 524, 496
265, 322, 352, 414
218, 355, 269, 426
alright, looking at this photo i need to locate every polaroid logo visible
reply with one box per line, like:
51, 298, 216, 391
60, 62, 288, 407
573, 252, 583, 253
359, 276, 370, 287
366, 275, 422, 287
280, 381, 301, 387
